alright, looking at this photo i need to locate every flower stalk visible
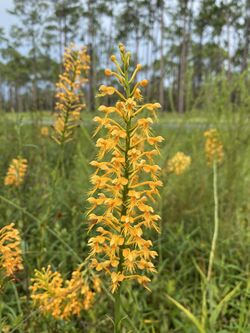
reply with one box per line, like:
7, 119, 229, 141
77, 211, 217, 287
52, 44, 90, 176
207, 160, 219, 282
87, 44, 163, 331
201, 159, 219, 328
201, 129, 223, 327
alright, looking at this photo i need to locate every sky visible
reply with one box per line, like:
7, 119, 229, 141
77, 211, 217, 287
0, 0, 15, 33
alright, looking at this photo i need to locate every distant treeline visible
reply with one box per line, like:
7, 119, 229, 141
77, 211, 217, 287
0, 0, 250, 113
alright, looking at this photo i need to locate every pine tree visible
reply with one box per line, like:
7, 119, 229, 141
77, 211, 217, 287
8, 0, 48, 110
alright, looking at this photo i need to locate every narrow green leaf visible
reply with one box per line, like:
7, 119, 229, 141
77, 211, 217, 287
192, 256, 206, 281
167, 295, 206, 333
210, 283, 242, 327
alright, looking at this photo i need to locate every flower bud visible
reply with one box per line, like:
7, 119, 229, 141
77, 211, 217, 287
119, 43, 125, 52
153, 103, 161, 109
105, 69, 112, 76
140, 79, 148, 87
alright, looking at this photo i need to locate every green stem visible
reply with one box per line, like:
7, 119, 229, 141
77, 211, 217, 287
158, 195, 163, 265
207, 161, 219, 282
201, 282, 207, 328
114, 287, 121, 333
82, 124, 96, 150
113, 66, 131, 333
201, 161, 219, 328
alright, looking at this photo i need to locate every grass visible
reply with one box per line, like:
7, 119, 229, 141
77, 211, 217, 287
0, 108, 249, 332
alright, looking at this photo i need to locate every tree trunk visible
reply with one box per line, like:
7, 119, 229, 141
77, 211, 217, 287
59, 17, 64, 67
106, 1, 114, 67
135, 29, 140, 66
87, 0, 96, 112
63, 10, 67, 48
242, 0, 250, 71
177, 1, 189, 113
177, 0, 192, 113
196, 30, 203, 91
88, 43, 95, 112
159, 0, 165, 111
226, 6, 231, 80
0, 83, 3, 112
31, 29, 38, 111
9, 85, 14, 111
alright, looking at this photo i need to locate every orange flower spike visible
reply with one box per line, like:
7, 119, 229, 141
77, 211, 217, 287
52, 45, 89, 145
4, 158, 28, 187
204, 129, 224, 166
30, 265, 99, 320
88, 45, 163, 294
0, 223, 23, 278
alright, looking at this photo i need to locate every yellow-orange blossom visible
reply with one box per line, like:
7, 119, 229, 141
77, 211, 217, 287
4, 158, 28, 187
0, 223, 23, 279
88, 44, 163, 293
167, 152, 191, 175
30, 266, 101, 319
204, 129, 223, 165
52, 44, 90, 145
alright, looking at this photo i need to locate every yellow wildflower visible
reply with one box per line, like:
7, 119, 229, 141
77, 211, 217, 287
204, 129, 224, 165
88, 44, 163, 293
30, 265, 98, 320
40, 126, 49, 137
52, 44, 90, 145
134, 88, 143, 101
167, 152, 191, 175
93, 276, 102, 292
111, 272, 125, 293
0, 223, 23, 278
4, 158, 28, 187
98, 85, 116, 96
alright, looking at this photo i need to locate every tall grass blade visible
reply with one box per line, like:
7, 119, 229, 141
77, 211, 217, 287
167, 295, 206, 333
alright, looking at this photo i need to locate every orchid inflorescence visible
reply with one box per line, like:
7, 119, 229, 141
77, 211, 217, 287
0, 223, 23, 281
30, 265, 101, 320
204, 129, 223, 166
52, 44, 90, 145
4, 157, 28, 187
87, 43, 163, 293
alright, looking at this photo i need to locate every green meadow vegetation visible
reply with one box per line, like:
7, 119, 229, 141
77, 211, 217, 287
0, 69, 249, 332
1, 0, 250, 331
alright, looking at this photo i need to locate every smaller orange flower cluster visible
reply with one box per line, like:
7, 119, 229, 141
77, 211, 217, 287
0, 223, 23, 279
4, 158, 27, 187
30, 266, 101, 320
167, 152, 191, 175
204, 129, 223, 165
52, 44, 90, 145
